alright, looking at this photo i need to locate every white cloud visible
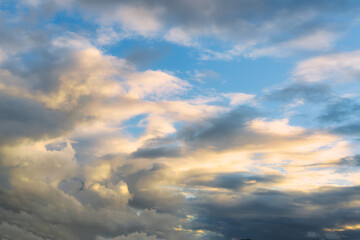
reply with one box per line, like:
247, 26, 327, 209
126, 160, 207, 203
126, 70, 189, 99
52, 33, 92, 50
164, 27, 196, 47
111, 5, 163, 36
96, 27, 127, 46
248, 30, 338, 58
250, 118, 305, 136
293, 50, 360, 82
222, 92, 255, 105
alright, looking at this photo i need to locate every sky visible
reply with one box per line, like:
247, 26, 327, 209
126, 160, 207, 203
1, 1, 360, 240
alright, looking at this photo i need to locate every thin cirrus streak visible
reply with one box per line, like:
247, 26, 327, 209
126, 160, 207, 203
1, 1, 360, 240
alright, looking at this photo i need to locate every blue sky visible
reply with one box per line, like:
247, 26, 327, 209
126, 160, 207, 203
2, 1, 360, 240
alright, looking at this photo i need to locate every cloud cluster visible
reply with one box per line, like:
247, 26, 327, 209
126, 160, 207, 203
15, 0, 360, 58
2, 1, 360, 240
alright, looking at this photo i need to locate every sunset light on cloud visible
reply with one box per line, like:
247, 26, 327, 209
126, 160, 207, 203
1, 1, 360, 240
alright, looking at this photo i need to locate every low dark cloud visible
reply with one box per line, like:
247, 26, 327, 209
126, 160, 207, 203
189, 187, 360, 240
0, 169, 186, 239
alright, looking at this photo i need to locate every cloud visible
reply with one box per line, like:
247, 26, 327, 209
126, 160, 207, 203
250, 118, 305, 136
124, 46, 165, 69
183, 171, 281, 190
188, 186, 360, 240
174, 106, 336, 155
177, 106, 258, 150
97, 232, 162, 240
337, 155, 360, 167
0, 221, 45, 240
112, 5, 163, 36
247, 30, 339, 58
265, 83, 332, 103
2, 2, 360, 240
223, 92, 255, 106
0, 92, 74, 145
130, 146, 181, 159
318, 98, 360, 123
0, 11, 48, 58
202, 30, 340, 60
293, 50, 360, 82
164, 27, 196, 46
125, 70, 189, 100
17, 0, 360, 58
333, 123, 360, 136
124, 164, 186, 214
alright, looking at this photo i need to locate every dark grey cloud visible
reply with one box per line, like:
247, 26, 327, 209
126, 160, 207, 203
266, 83, 332, 103
13, 0, 358, 55
332, 122, 360, 136
58, 178, 84, 195
183, 172, 281, 190
301, 154, 360, 172
129, 104, 317, 157
189, 186, 360, 240
77, 0, 358, 44
4, 49, 63, 93
124, 46, 167, 69
97, 232, 162, 240
2, 2, 360, 240
130, 146, 181, 159
45, 141, 68, 151
0, 92, 74, 145
0, 170, 187, 240
124, 164, 186, 215
3, 45, 85, 95
0, 10, 49, 56
0, 165, 12, 190
337, 155, 360, 167
318, 98, 360, 123
178, 106, 258, 150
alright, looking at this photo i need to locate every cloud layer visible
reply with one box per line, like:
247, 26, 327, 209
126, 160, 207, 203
1, 1, 360, 240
